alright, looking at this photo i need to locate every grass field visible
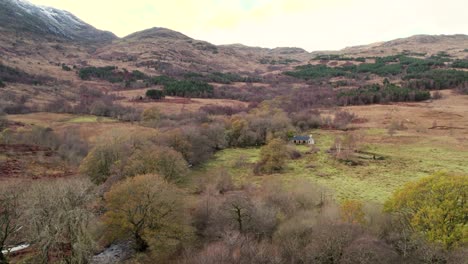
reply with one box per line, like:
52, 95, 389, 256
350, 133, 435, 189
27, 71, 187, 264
8, 113, 117, 124
193, 90, 468, 203
65, 116, 116, 123
194, 129, 468, 203
7, 113, 155, 144
110, 88, 249, 114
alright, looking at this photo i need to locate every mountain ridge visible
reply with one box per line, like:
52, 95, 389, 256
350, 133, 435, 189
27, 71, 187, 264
2, 0, 467, 57
340, 34, 468, 57
0, 0, 116, 43
0, 0, 466, 83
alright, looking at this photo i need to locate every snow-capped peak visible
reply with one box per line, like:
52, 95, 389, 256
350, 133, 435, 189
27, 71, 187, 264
1, 0, 116, 43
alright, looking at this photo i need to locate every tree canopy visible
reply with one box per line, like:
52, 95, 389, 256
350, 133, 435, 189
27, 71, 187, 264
103, 174, 190, 252
384, 172, 468, 249
256, 138, 289, 174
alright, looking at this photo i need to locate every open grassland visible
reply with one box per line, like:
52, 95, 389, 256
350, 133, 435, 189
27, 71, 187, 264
194, 129, 468, 203
7, 113, 155, 144
8, 113, 117, 124
193, 90, 468, 203
65, 115, 116, 123
337, 90, 468, 133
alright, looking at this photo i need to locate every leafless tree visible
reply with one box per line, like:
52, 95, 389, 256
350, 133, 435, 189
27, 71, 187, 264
0, 182, 24, 264
24, 178, 96, 263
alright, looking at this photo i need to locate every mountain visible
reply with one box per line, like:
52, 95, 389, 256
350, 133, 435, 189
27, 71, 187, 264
0, 0, 466, 93
94, 27, 310, 74
0, 0, 116, 43
124, 27, 191, 41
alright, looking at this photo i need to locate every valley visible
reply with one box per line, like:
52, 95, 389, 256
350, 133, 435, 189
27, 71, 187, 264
0, 0, 467, 263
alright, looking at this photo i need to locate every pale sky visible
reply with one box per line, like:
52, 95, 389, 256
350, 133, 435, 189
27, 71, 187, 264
28, 0, 468, 51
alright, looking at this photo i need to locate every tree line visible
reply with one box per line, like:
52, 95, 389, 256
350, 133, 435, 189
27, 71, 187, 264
338, 83, 431, 106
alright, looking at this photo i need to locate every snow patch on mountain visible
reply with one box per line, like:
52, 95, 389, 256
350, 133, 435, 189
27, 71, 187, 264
3, 0, 116, 42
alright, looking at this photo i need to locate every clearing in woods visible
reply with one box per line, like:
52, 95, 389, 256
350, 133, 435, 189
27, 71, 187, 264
192, 90, 468, 202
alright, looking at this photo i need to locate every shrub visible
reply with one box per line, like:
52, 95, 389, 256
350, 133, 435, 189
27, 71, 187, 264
432, 91, 443, 99
288, 148, 302, 160
146, 89, 165, 100
0, 113, 7, 131
79, 141, 127, 184
141, 107, 161, 124
452, 59, 468, 69
181, 233, 279, 264
457, 86, 468, 95
0, 79, 5, 88
332, 111, 357, 130
57, 129, 89, 166
255, 139, 289, 174
123, 146, 189, 183
340, 200, 366, 225
61, 64, 72, 71
387, 121, 400, 136
291, 110, 322, 131
200, 105, 247, 116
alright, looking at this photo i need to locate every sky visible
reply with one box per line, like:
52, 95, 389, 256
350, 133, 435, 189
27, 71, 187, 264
28, 0, 468, 51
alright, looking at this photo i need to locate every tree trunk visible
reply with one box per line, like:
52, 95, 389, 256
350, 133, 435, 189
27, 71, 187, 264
134, 233, 148, 252
0, 251, 8, 264
235, 208, 243, 233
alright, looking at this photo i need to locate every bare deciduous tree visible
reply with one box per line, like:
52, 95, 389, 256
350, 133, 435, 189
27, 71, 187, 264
0, 182, 23, 264
25, 178, 96, 263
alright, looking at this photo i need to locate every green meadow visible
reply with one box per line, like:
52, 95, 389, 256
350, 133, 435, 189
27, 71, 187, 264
193, 130, 468, 203
64, 115, 117, 123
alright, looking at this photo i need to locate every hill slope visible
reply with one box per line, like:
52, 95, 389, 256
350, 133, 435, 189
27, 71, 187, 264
340, 34, 468, 58
0, 0, 466, 114
92, 27, 310, 74
0, 0, 116, 43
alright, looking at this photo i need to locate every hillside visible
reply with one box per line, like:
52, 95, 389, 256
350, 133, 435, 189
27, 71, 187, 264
92, 27, 310, 75
0, 0, 116, 43
0, 0, 466, 88
340, 34, 468, 58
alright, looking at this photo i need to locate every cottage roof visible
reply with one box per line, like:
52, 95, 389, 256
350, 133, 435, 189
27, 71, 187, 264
292, 135, 311, 141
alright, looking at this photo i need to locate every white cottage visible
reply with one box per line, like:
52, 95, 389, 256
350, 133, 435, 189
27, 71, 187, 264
291, 134, 315, 145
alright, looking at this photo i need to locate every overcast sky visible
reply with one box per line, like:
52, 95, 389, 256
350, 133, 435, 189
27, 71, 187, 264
28, 0, 468, 51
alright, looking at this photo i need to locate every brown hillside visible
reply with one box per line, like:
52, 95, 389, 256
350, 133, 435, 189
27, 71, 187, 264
340, 34, 468, 58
